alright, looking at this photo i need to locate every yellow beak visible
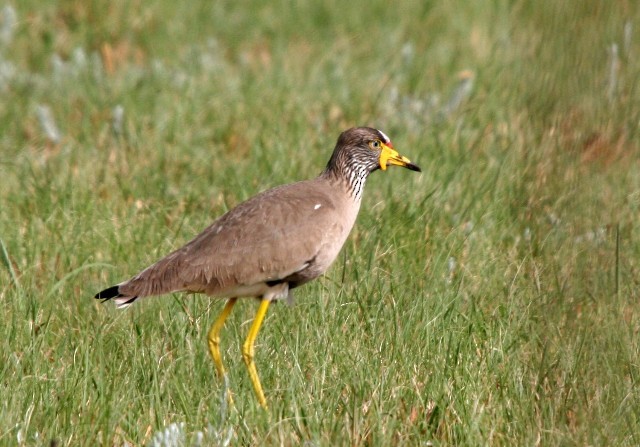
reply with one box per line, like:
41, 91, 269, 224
379, 142, 421, 172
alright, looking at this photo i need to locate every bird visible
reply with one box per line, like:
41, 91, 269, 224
95, 127, 421, 408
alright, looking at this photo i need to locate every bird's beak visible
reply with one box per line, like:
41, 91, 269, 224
379, 142, 421, 172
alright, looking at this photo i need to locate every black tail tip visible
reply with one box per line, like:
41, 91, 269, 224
95, 285, 121, 300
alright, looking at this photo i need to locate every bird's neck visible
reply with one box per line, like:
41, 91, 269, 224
320, 162, 370, 202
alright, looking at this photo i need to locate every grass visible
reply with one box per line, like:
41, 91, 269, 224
1, 0, 639, 445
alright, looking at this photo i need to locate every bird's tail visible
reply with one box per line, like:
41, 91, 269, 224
94, 285, 138, 309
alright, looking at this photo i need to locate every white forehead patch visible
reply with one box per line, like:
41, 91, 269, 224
377, 129, 391, 144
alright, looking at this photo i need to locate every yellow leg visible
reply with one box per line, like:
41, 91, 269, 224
242, 298, 271, 409
208, 298, 237, 404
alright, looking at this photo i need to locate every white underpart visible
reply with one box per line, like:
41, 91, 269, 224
114, 297, 134, 309
209, 282, 283, 300
263, 282, 290, 301
222, 282, 290, 302
314, 203, 322, 210
377, 129, 391, 144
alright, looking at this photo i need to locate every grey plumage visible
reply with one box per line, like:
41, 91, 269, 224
95, 127, 420, 308
94, 126, 421, 408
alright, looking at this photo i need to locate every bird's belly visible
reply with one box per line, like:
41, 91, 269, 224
209, 283, 269, 299
293, 219, 357, 286
209, 282, 290, 301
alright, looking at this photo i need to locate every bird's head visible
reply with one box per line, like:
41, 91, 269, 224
331, 127, 421, 174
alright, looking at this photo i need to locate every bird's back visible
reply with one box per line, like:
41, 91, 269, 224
116, 175, 359, 301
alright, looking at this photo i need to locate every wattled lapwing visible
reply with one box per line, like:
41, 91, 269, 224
95, 127, 421, 408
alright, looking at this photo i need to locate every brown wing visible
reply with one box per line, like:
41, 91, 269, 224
118, 179, 347, 298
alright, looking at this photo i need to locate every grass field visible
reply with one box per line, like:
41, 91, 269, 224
1, 1, 639, 445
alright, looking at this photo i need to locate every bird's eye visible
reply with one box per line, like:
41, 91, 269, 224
369, 140, 381, 150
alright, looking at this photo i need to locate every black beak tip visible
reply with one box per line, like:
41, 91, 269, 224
406, 162, 421, 172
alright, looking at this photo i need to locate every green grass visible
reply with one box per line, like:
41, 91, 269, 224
1, 0, 640, 445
